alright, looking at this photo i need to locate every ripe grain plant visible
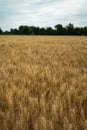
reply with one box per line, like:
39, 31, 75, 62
0, 36, 87, 130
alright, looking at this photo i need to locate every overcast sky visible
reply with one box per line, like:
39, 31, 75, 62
0, 0, 87, 30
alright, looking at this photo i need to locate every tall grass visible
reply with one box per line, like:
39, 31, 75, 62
0, 36, 87, 130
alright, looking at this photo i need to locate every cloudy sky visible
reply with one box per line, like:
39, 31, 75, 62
0, 0, 87, 30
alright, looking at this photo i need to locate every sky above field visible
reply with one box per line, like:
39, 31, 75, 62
0, 0, 87, 30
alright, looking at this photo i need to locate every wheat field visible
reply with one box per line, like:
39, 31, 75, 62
0, 36, 87, 130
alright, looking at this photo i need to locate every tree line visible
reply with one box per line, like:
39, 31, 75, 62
0, 23, 87, 35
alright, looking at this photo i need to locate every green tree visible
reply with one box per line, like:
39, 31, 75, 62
83, 27, 87, 35
40, 28, 46, 35
10, 28, 19, 34
19, 26, 30, 35
66, 23, 74, 35
74, 27, 82, 35
33, 27, 40, 35
0, 28, 3, 35
55, 24, 64, 35
46, 27, 54, 35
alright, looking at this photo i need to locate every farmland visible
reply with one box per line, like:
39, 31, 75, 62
0, 36, 87, 130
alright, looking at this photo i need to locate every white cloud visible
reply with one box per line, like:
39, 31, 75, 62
0, 0, 87, 30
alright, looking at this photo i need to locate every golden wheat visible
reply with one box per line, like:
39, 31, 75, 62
0, 36, 87, 130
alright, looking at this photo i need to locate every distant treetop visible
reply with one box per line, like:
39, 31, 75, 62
0, 23, 87, 35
